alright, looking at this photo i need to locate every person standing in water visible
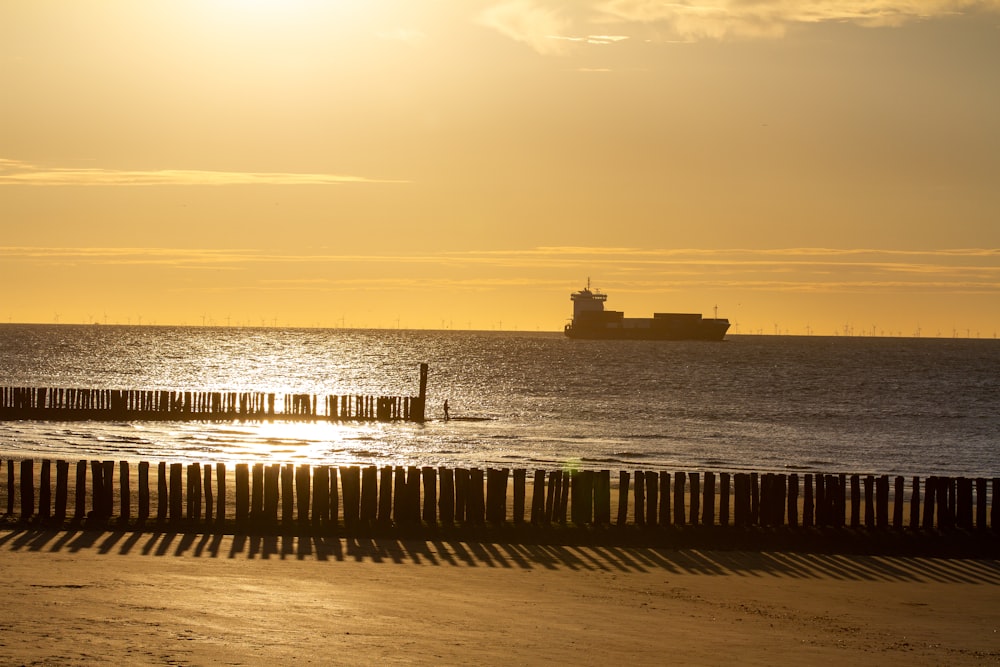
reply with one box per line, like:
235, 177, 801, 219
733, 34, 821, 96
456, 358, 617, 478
443, 399, 450, 420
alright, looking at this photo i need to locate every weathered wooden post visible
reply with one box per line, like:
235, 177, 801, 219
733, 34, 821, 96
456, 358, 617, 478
633, 470, 645, 526
513, 468, 526, 524
803, 474, 814, 528
361, 465, 377, 524
378, 466, 394, 526
645, 470, 658, 528
956, 477, 973, 529
138, 461, 150, 521
673, 472, 685, 526
119, 461, 130, 523
421, 467, 437, 525
101, 461, 114, 519
235, 463, 250, 523
264, 464, 280, 523
557, 469, 570, 524
7, 459, 14, 516
660, 471, 671, 526
719, 472, 729, 527
90, 460, 104, 519
815, 474, 826, 527
775, 474, 787, 527
439, 467, 455, 526
216, 463, 226, 524
787, 473, 799, 527
157, 462, 168, 521
922, 477, 936, 529
532, 469, 546, 525
393, 466, 408, 524
936, 477, 951, 529
876, 475, 889, 529
204, 464, 213, 524
313, 466, 330, 526
281, 464, 294, 524
733, 473, 748, 527
468, 468, 485, 525
55, 460, 69, 523
975, 478, 987, 530
595, 470, 611, 526
750, 472, 760, 526
169, 463, 183, 522
850, 474, 861, 528
616, 471, 629, 527
251, 463, 264, 521
295, 464, 311, 524
703, 472, 715, 526
406, 466, 421, 523
893, 476, 904, 529
39, 459, 51, 522
579, 470, 593, 526
909, 476, 920, 529
864, 475, 875, 528
341, 466, 361, 527
689, 472, 700, 526
544, 470, 559, 524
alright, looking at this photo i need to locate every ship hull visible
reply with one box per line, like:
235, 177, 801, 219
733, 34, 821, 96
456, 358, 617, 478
565, 320, 730, 341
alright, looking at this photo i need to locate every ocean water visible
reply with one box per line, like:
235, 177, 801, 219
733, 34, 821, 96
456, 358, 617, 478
0, 324, 997, 478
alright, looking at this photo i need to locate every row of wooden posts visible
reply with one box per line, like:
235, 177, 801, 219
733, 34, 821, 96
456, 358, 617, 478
0, 388, 425, 422
3, 459, 997, 532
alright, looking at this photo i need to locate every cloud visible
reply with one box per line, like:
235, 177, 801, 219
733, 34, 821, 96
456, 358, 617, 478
0, 158, 406, 186
478, 0, 1000, 48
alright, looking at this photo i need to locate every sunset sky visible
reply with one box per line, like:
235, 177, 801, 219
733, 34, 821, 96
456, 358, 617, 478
2, 1, 998, 336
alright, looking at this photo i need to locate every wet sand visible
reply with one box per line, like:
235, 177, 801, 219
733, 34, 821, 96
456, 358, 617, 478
1, 528, 998, 665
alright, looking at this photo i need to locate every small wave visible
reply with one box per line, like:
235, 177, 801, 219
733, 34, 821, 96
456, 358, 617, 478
611, 451, 651, 459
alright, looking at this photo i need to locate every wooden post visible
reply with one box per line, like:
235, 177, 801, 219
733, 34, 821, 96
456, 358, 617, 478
936, 477, 951, 529
216, 463, 226, 524
660, 471, 671, 526
975, 478, 987, 530
645, 470, 658, 528
803, 474, 814, 528
815, 474, 825, 527
341, 466, 360, 527
439, 467, 455, 526
468, 468, 485, 525
90, 460, 103, 519
189, 463, 202, 521
787, 474, 798, 528
616, 471, 629, 527
557, 468, 570, 524
102, 461, 114, 519
264, 464, 280, 523
595, 470, 611, 526
39, 459, 51, 522
139, 461, 150, 521
235, 463, 250, 523
703, 472, 715, 526
893, 476, 904, 529
119, 461, 130, 523
7, 459, 14, 516
170, 463, 183, 522
579, 470, 592, 526
251, 463, 264, 520
633, 470, 645, 526
296, 464, 311, 524
378, 466, 394, 526
421, 467, 437, 525
282, 464, 294, 524
689, 472, 700, 526
157, 462, 168, 522
532, 469, 546, 525
864, 475, 875, 528
313, 466, 330, 527
204, 464, 213, 524
850, 474, 861, 528
393, 466, 408, 525
750, 472, 759, 526
733, 473, 748, 527
55, 460, 69, 523
513, 468, 526, 524
992, 478, 999, 532
406, 466, 421, 523
922, 477, 936, 529
719, 473, 729, 527
544, 470, 559, 524
361, 465, 378, 524
673, 472, 685, 526
876, 475, 890, 529
956, 477, 973, 529
909, 476, 920, 529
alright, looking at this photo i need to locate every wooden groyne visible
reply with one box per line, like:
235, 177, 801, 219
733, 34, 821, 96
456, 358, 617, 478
3, 460, 997, 537
0, 364, 429, 423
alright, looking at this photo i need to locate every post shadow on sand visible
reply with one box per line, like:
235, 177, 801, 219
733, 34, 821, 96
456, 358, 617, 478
2, 526, 999, 585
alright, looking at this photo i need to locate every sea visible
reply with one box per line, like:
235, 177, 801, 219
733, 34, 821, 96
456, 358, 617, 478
0, 324, 997, 478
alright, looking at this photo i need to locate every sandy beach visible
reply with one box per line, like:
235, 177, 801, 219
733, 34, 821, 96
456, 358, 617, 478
1, 528, 998, 665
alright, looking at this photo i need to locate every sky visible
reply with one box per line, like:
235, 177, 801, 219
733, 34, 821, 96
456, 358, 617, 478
1, 0, 998, 336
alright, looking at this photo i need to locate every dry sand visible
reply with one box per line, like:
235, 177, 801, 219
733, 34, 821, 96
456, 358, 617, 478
1, 528, 998, 665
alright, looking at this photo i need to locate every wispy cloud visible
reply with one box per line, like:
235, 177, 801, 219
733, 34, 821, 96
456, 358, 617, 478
478, 0, 1000, 50
2, 246, 997, 294
0, 158, 406, 186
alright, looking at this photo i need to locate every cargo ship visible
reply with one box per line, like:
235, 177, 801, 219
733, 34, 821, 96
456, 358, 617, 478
564, 283, 730, 341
